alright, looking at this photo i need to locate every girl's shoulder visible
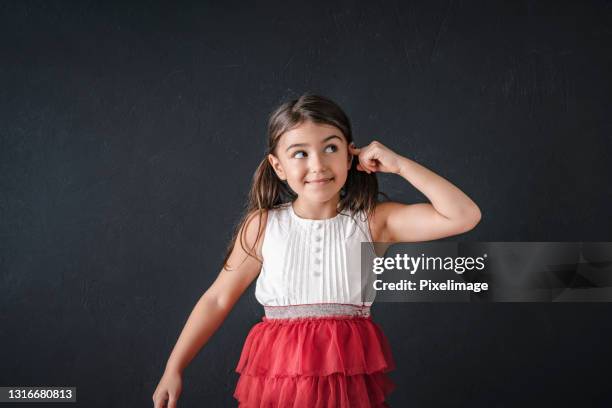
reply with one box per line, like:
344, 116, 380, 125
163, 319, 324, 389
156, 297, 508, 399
269, 202, 292, 220
240, 207, 272, 260
246, 203, 290, 238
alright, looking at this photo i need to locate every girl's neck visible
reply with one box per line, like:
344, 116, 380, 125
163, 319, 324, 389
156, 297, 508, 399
292, 195, 341, 220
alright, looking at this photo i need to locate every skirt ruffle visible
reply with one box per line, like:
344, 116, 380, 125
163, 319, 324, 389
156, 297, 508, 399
234, 315, 396, 407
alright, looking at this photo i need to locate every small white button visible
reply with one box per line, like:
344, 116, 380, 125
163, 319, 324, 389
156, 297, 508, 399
315, 236, 322, 242
313, 271, 321, 277
314, 247, 321, 253
315, 223, 322, 229
314, 258, 321, 264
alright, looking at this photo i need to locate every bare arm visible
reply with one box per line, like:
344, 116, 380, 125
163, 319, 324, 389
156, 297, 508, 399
163, 292, 231, 374
163, 210, 268, 374
374, 156, 481, 243
350, 141, 480, 244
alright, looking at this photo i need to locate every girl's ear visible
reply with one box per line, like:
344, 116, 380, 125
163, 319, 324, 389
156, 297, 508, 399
267, 154, 286, 180
347, 144, 354, 170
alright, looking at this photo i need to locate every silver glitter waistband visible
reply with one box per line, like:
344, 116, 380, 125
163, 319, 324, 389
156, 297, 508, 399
263, 303, 371, 319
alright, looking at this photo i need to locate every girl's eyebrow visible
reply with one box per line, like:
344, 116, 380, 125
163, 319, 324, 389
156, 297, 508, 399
285, 135, 343, 152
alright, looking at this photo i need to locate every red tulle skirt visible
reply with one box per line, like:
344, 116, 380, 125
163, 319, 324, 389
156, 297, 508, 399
234, 312, 396, 407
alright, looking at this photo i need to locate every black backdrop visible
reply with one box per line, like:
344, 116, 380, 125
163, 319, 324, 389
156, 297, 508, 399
1, 1, 611, 407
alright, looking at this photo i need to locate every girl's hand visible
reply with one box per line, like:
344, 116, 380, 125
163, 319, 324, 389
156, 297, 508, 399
349, 141, 403, 175
153, 369, 183, 408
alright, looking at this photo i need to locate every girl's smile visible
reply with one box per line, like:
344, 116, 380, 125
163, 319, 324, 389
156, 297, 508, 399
305, 177, 334, 185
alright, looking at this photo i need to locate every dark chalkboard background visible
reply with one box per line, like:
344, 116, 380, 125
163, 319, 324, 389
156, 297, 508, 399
1, 1, 611, 407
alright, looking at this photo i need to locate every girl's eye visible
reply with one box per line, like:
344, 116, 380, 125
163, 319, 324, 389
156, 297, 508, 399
292, 145, 338, 158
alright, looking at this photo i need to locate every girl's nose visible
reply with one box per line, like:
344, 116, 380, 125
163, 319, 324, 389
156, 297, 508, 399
308, 153, 327, 171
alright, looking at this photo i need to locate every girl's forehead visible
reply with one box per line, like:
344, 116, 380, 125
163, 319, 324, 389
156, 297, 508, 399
280, 122, 345, 145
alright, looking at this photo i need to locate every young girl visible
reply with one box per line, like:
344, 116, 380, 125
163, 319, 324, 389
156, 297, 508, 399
152, 93, 481, 408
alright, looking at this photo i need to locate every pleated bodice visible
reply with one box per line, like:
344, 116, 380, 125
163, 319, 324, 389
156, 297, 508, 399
255, 202, 377, 307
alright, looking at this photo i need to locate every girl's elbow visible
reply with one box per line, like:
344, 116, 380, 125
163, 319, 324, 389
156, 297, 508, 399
467, 208, 482, 229
460, 206, 481, 231
471, 205, 482, 224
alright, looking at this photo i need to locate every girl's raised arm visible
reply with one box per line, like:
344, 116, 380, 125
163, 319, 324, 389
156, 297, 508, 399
376, 154, 481, 243
152, 210, 267, 408
350, 141, 481, 243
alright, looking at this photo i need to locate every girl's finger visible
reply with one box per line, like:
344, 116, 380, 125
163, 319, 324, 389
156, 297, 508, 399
364, 161, 376, 173
368, 158, 379, 171
357, 163, 368, 173
359, 154, 373, 172
359, 163, 371, 174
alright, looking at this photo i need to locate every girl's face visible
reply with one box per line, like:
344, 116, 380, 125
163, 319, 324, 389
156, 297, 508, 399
268, 120, 353, 203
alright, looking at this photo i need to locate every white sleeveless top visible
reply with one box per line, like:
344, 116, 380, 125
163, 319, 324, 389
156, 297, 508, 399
255, 202, 377, 307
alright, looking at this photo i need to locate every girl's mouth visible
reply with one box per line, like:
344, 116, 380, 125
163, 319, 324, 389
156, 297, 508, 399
306, 177, 334, 184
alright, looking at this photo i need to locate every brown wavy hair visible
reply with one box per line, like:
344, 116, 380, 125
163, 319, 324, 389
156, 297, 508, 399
221, 92, 389, 271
